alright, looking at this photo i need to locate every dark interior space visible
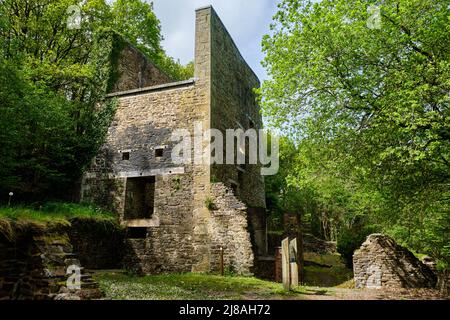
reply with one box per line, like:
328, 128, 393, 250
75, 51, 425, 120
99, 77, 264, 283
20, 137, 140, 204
124, 176, 155, 220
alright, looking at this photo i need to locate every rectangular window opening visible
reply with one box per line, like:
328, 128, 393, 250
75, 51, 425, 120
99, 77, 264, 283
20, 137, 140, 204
122, 152, 130, 161
124, 176, 156, 220
126, 227, 147, 239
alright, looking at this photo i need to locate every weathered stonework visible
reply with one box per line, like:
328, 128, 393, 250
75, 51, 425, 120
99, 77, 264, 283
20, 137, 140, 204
111, 42, 173, 93
81, 7, 266, 275
0, 221, 102, 300
208, 183, 254, 275
353, 234, 437, 289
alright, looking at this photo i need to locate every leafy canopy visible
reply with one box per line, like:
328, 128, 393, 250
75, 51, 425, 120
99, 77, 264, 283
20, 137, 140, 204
261, 0, 449, 267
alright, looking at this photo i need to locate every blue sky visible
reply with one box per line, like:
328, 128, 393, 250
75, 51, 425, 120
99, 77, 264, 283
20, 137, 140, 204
152, 0, 279, 82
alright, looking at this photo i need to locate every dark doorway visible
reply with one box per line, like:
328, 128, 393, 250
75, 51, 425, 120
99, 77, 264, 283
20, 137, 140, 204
124, 176, 155, 220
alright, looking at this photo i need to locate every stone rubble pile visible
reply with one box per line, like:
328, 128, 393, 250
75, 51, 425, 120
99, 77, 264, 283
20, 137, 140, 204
353, 234, 437, 289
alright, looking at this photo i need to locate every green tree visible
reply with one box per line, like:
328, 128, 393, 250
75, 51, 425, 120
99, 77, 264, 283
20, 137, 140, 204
0, 0, 193, 199
261, 0, 449, 266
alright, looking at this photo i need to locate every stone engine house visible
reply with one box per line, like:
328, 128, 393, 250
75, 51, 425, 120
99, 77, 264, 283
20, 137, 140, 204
81, 6, 266, 275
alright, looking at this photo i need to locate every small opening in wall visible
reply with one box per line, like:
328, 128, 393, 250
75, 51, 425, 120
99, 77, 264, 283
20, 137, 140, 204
155, 148, 164, 158
122, 152, 130, 161
126, 227, 147, 239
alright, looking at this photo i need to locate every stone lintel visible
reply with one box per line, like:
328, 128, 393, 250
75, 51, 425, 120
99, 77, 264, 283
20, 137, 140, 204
117, 167, 185, 178
123, 218, 160, 228
83, 167, 185, 179
106, 79, 195, 98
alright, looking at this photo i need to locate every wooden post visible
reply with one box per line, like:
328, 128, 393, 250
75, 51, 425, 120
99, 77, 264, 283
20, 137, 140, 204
220, 247, 224, 276
281, 237, 290, 291
283, 212, 304, 283
289, 238, 299, 287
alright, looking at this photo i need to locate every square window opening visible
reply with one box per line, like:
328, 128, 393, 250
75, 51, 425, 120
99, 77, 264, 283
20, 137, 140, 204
122, 152, 130, 161
155, 148, 164, 158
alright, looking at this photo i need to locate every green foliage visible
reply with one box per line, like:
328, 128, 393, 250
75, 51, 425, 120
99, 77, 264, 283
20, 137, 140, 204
337, 224, 380, 268
0, 0, 193, 201
204, 197, 216, 211
261, 0, 449, 267
171, 177, 182, 191
303, 252, 353, 287
158, 59, 194, 81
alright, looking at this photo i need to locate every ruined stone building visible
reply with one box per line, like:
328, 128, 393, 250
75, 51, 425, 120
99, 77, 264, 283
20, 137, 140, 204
80, 6, 266, 275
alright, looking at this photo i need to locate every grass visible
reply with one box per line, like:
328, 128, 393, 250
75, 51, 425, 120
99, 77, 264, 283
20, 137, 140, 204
0, 202, 115, 223
94, 272, 311, 300
0, 202, 117, 241
303, 252, 353, 287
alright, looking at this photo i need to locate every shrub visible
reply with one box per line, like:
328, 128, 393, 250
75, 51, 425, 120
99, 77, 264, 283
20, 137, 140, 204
337, 225, 379, 268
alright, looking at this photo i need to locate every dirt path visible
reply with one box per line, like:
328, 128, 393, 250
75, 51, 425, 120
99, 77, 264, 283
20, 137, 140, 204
259, 287, 447, 300
242, 286, 447, 300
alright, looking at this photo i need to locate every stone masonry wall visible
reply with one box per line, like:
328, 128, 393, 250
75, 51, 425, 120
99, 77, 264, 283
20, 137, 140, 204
353, 234, 437, 289
82, 9, 212, 273
82, 83, 202, 274
68, 218, 124, 270
209, 7, 266, 210
81, 6, 260, 276
209, 183, 254, 275
209, 6, 267, 257
0, 221, 101, 300
111, 43, 173, 93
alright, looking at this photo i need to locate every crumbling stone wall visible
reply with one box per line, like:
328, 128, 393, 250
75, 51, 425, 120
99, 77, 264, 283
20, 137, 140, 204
111, 42, 173, 93
0, 221, 102, 300
353, 234, 437, 289
209, 183, 254, 275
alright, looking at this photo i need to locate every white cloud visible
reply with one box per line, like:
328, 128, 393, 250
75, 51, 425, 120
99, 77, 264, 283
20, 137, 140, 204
152, 0, 278, 81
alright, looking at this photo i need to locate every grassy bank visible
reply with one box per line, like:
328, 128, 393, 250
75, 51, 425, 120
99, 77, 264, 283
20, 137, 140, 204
0, 202, 115, 223
0, 202, 117, 241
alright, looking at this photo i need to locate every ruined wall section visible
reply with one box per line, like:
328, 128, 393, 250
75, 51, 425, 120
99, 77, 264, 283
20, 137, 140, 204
208, 7, 267, 258
0, 221, 102, 300
82, 83, 204, 274
209, 183, 254, 275
82, 8, 213, 273
80, 7, 262, 275
353, 234, 437, 289
209, 8, 266, 210
111, 42, 173, 93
